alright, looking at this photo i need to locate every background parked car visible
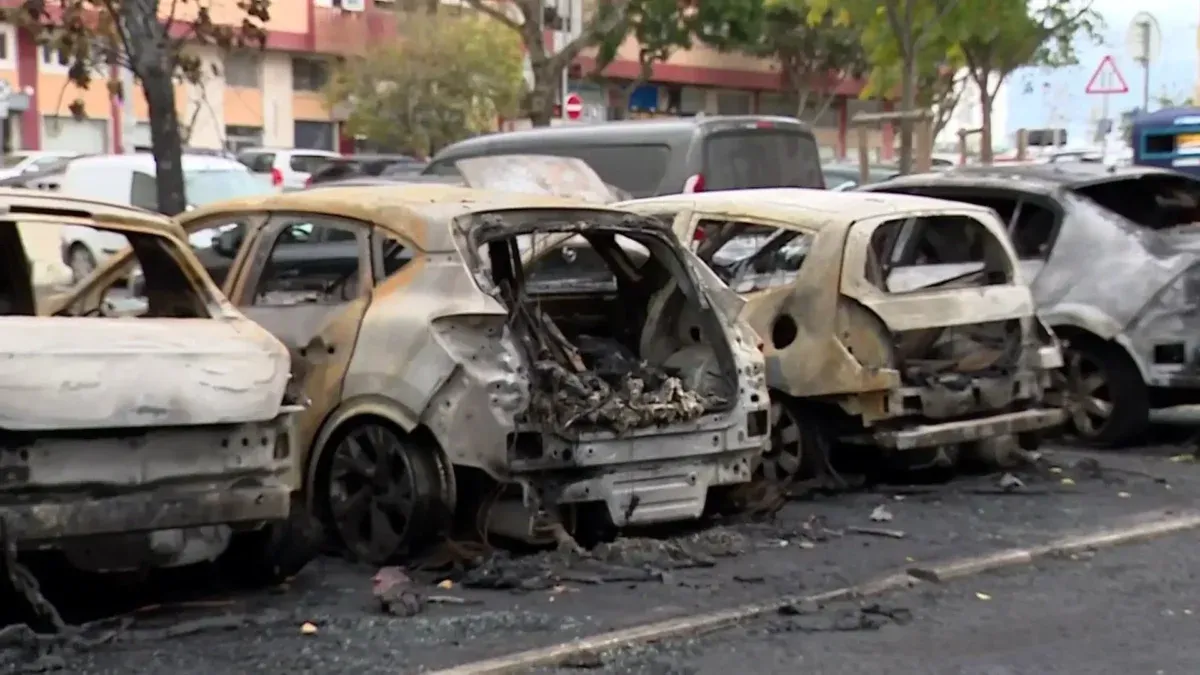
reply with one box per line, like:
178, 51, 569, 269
306, 154, 427, 187
236, 147, 342, 191
425, 116, 826, 197
27, 153, 277, 282
0, 150, 78, 180
823, 163, 900, 191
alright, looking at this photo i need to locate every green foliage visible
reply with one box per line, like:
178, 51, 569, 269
719, 0, 865, 118
946, 0, 1102, 91
326, 10, 524, 155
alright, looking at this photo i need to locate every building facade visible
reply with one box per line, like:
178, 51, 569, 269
0, 0, 884, 158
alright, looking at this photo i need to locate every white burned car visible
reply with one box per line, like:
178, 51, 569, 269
1, 190, 311, 580
613, 189, 1065, 480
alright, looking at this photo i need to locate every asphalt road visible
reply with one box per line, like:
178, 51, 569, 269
570, 523, 1200, 675
4, 443, 1200, 674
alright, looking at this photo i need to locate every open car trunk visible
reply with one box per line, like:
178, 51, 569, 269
456, 208, 738, 434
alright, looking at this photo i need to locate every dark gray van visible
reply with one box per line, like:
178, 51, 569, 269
423, 116, 825, 198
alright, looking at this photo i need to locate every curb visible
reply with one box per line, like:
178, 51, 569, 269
427, 508, 1200, 675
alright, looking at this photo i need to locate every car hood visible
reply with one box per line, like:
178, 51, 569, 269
454, 154, 616, 204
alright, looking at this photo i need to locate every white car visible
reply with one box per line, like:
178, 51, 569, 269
0, 150, 79, 180
235, 147, 341, 192
49, 153, 275, 282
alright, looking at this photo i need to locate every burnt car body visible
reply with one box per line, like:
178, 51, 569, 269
862, 165, 1200, 447
51, 182, 771, 564
617, 189, 1065, 479
2, 190, 310, 579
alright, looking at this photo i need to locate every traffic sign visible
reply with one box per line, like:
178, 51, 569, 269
1085, 55, 1129, 95
564, 92, 583, 121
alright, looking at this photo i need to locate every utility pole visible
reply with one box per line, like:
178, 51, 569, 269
1127, 12, 1160, 112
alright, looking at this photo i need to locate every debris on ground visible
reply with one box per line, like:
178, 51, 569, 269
847, 526, 906, 539
869, 505, 894, 522
372, 567, 425, 617
460, 529, 747, 592
997, 473, 1025, 491
770, 601, 913, 633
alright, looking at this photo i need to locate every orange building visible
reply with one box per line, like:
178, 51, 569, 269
0, 0, 882, 157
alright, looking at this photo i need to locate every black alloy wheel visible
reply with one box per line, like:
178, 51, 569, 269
324, 422, 443, 564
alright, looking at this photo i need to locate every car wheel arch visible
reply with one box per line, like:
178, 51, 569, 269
303, 395, 457, 518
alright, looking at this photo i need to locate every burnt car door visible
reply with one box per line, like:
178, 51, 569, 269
227, 212, 374, 443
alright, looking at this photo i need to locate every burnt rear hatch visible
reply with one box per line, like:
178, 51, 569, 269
457, 208, 739, 435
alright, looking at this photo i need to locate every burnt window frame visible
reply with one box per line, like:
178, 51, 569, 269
236, 211, 373, 307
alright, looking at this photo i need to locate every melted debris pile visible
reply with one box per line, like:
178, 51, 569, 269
529, 335, 713, 433
460, 528, 746, 592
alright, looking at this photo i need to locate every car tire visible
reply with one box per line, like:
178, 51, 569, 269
1053, 335, 1149, 448
315, 420, 448, 565
218, 496, 321, 588
67, 244, 96, 284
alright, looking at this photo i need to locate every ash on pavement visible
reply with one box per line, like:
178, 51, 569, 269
5, 447, 1199, 674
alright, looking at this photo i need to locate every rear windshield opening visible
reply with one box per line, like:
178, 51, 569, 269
1073, 175, 1200, 231
866, 214, 1014, 293
703, 130, 824, 191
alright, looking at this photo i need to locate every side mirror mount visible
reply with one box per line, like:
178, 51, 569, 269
213, 229, 243, 258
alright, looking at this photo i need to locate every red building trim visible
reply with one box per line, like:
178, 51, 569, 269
16, 27, 38, 150
574, 55, 866, 97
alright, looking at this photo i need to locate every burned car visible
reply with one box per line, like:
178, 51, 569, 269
615, 189, 1065, 481
51, 184, 771, 564
1, 189, 309, 581
863, 165, 1200, 447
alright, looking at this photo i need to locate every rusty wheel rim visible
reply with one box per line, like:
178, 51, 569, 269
757, 401, 805, 484
1050, 350, 1113, 439
327, 424, 417, 564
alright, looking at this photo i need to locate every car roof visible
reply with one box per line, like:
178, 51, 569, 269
870, 163, 1182, 193
431, 115, 815, 160
65, 153, 248, 173
181, 185, 632, 253
621, 188, 991, 231
237, 147, 341, 156
0, 187, 182, 235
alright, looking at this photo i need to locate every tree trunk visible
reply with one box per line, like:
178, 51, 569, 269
897, 54, 916, 174
142, 69, 187, 216
527, 71, 556, 127
978, 89, 994, 165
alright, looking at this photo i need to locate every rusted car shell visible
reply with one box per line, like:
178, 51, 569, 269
58, 186, 770, 535
1, 192, 296, 567
861, 168, 1200, 391
617, 189, 1064, 450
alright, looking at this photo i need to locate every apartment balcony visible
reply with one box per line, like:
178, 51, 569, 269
311, 2, 400, 55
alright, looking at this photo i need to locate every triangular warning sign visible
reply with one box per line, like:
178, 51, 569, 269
1085, 55, 1129, 95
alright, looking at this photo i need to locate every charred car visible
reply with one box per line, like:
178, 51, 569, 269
50, 181, 771, 564
862, 165, 1200, 447
614, 189, 1065, 481
2, 189, 310, 581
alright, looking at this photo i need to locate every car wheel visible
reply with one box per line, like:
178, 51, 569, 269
218, 496, 321, 588
67, 244, 96, 284
757, 399, 813, 485
319, 421, 446, 565
1049, 336, 1149, 448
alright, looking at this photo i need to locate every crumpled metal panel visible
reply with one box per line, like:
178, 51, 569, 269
0, 317, 290, 430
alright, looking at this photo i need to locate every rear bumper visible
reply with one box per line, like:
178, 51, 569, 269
2, 485, 291, 547
870, 408, 1065, 451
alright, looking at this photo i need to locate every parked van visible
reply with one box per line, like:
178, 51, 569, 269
23, 154, 275, 281
425, 116, 826, 198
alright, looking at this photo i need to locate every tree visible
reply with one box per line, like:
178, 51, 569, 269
326, 10, 524, 154
805, 0, 960, 174
946, 0, 1100, 162
734, 1, 868, 123
2, 0, 270, 215
465, 0, 630, 127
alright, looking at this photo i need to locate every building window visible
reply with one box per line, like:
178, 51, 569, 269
0, 24, 13, 69
224, 52, 261, 88
40, 44, 71, 72
225, 125, 264, 153
292, 58, 330, 93
294, 121, 336, 150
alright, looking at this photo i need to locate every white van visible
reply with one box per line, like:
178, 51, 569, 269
50, 154, 274, 282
